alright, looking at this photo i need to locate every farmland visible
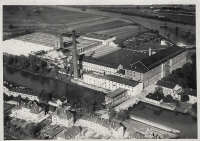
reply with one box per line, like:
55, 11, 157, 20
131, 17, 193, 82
96, 25, 146, 40
76, 20, 129, 34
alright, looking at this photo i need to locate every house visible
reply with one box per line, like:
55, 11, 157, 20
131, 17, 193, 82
75, 114, 124, 138
184, 88, 197, 104
48, 98, 63, 107
58, 68, 67, 75
3, 81, 39, 101
11, 101, 45, 122
156, 80, 182, 99
57, 126, 82, 140
52, 107, 74, 127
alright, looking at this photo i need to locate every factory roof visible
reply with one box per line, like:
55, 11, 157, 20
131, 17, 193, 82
80, 55, 120, 69
156, 80, 177, 89
84, 33, 114, 40
106, 88, 127, 98
130, 46, 186, 73
104, 75, 140, 87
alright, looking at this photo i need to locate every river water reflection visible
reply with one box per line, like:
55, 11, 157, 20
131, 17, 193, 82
3, 66, 106, 102
129, 102, 197, 139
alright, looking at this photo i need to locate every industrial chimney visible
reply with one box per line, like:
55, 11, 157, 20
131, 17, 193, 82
72, 30, 79, 79
54, 35, 63, 49
149, 47, 152, 56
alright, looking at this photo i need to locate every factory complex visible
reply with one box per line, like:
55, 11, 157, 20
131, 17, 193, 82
3, 31, 191, 99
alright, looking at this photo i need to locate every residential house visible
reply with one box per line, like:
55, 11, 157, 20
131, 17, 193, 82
11, 101, 45, 122
52, 107, 74, 127
156, 80, 182, 99
57, 126, 82, 140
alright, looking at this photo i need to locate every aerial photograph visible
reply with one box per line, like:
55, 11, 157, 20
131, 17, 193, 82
3, 3, 197, 140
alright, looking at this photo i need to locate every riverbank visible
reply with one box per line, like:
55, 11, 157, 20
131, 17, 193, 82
3, 65, 106, 103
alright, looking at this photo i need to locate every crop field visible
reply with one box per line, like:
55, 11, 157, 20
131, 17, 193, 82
96, 25, 146, 39
76, 20, 129, 34
68, 18, 119, 29
3, 5, 100, 33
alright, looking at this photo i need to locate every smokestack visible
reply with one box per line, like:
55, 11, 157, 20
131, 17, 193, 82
149, 47, 152, 56
72, 30, 79, 79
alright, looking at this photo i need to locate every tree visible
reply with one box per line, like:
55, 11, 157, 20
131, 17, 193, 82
181, 95, 189, 102
192, 102, 197, 113
3, 93, 10, 101
30, 64, 40, 73
175, 27, 179, 34
49, 105, 56, 113
163, 95, 173, 103
137, 6, 140, 10
38, 90, 52, 104
17, 95, 22, 102
108, 105, 116, 119
116, 109, 129, 121
18, 55, 30, 69
167, 33, 170, 39
9, 24, 14, 29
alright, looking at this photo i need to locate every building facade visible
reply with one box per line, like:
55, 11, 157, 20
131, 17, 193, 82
52, 107, 74, 127
11, 101, 45, 122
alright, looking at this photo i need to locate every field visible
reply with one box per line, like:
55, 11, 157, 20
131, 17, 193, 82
76, 20, 129, 34
96, 25, 146, 39
3, 6, 101, 33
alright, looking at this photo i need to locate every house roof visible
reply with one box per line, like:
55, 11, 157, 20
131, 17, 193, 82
101, 119, 111, 128
84, 33, 114, 40
53, 108, 73, 119
104, 75, 140, 87
4, 81, 40, 96
79, 55, 120, 69
116, 69, 125, 75
106, 88, 127, 98
156, 80, 177, 89
57, 126, 81, 139
184, 88, 197, 96
17, 101, 43, 114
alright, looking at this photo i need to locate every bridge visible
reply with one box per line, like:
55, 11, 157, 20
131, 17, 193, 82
115, 96, 140, 112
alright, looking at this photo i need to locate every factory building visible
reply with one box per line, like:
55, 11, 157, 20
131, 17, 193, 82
82, 33, 116, 45
55, 35, 63, 49
82, 71, 143, 97
79, 46, 189, 88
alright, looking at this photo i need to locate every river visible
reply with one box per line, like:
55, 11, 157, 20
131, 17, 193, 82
3, 66, 197, 138
129, 102, 197, 139
3, 66, 106, 102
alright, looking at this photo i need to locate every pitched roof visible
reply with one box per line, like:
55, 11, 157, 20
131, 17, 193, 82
116, 69, 125, 75
101, 119, 111, 128
156, 80, 177, 89
106, 88, 127, 98
129, 46, 186, 73
17, 101, 43, 114
80, 55, 120, 69
104, 75, 140, 87
96, 117, 104, 125
53, 108, 73, 119
58, 126, 81, 139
